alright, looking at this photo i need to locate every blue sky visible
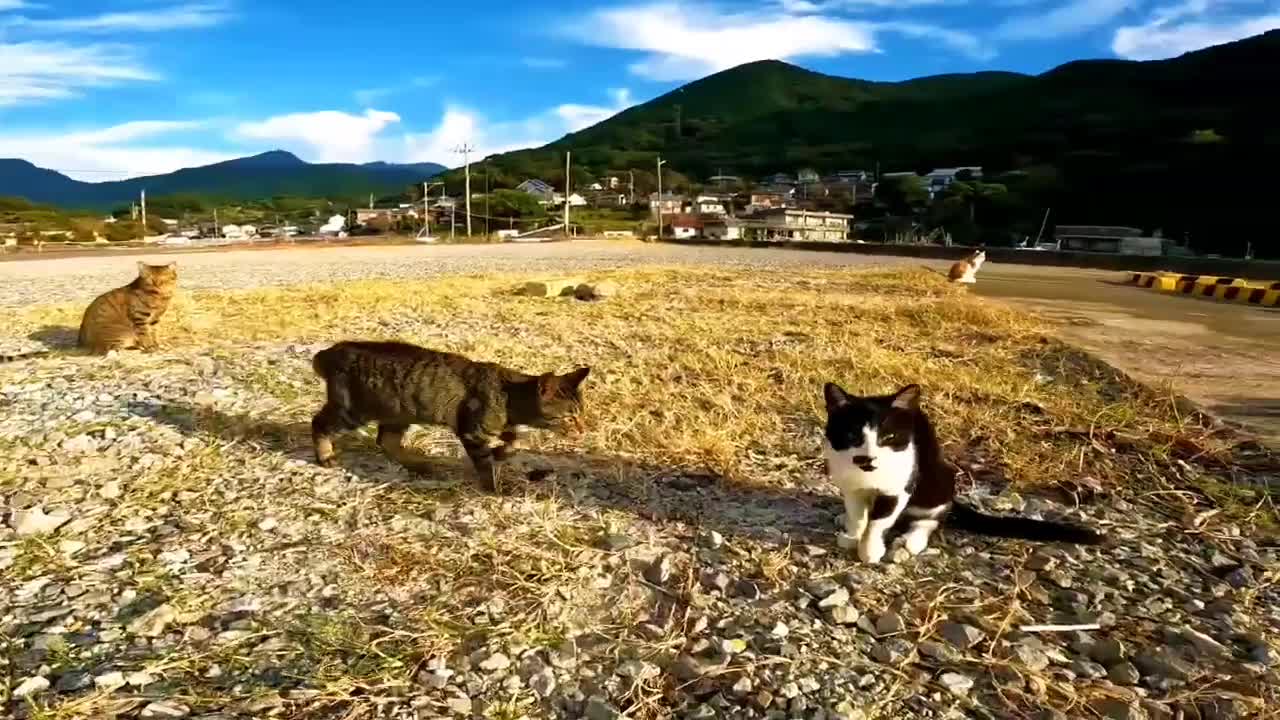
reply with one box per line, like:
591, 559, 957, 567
1, 0, 1277, 180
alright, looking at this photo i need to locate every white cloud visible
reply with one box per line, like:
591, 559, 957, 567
4, 3, 231, 33
235, 109, 402, 164
403, 88, 637, 163
1112, 1, 1280, 59
354, 87, 396, 106
522, 57, 568, 69
0, 41, 156, 106
875, 21, 995, 59
568, 3, 878, 81
0, 120, 234, 180
998, 0, 1136, 39
0, 0, 37, 10
567, 2, 987, 80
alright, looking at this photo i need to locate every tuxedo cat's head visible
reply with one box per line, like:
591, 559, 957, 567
822, 383, 921, 488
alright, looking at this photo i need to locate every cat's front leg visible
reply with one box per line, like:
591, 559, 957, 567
860, 493, 908, 564
461, 434, 502, 492
837, 490, 869, 552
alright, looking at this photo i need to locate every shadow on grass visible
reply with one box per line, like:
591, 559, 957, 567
137, 398, 844, 546
28, 324, 79, 348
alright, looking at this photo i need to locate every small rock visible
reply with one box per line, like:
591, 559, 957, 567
54, 671, 91, 693
445, 695, 472, 715
769, 621, 790, 638
94, 671, 126, 691
1071, 659, 1107, 679
61, 434, 98, 454
1108, 662, 1141, 685
941, 622, 985, 649
126, 670, 155, 687
1178, 627, 1228, 657
521, 278, 585, 298
585, 695, 620, 720
872, 639, 913, 664
939, 672, 974, 697
875, 612, 905, 636
9, 506, 70, 536
257, 517, 278, 532
1224, 566, 1253, 588
141, 701, 191, 718
829, 606, 860, 626
732, 676, 753, 695
818, 586, 850, 609
58, 539, 87, 555
698, 529, 724, 549
13, 676, 50, 698
600, 533, 634, 551
1248, 645, 1273, 666
617, 659, 658, 680
1089, 637, 1127, 665
1027, 552, 1058, 571
478, 652, 511, 671
99, 481, 123, 499
918, 641, 960, 663
644, 554, 673, 585
528, 667, 556, 697
1090, 698, 1143, 720
701, 570, 731, 593
1010, 643, 1051, 672
128, 603, 177, 638
574, 281, 620, 300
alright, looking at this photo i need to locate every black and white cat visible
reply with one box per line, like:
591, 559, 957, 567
822, 382, 1103, 563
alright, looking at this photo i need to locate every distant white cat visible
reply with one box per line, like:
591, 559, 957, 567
947, 249, 986, 284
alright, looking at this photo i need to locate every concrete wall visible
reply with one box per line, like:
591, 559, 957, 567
665, 238, 1280, 277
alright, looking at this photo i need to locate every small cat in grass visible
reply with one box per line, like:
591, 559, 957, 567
947, 249, 986, 284
79, 262, 178, 353
311, 340, 590, 491
822, 382, 1102, 563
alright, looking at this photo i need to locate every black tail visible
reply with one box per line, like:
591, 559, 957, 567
946, 502, 1104, 545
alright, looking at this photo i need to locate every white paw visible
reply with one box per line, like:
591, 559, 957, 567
858, 539, 886, 564
836, 532, 858, 551
903, 532, 930, 556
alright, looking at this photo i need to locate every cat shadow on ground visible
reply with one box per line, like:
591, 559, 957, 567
28, 325, 78, 348
136, 399, 845, 547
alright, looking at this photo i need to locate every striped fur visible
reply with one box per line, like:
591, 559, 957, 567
78, 262, 178, 354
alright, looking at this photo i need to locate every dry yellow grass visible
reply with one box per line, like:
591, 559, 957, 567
18, 264, 1252, 497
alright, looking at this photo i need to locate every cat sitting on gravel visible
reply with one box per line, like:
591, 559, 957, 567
311, 340, 590, 491
822, 382, 1103, 563
79, 262, 178, 353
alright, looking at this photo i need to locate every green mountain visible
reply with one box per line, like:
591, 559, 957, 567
458, 31, 1278, 255
0, 151, 446, 209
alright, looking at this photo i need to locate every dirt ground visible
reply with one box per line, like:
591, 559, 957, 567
971, 265, 1280, 444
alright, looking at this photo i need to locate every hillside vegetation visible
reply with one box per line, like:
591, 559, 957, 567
447, 31, 1279, 257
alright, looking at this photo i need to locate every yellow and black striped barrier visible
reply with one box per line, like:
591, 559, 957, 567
1125, 272, 1280, 307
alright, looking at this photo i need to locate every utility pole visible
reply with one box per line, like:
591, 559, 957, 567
454, 144, 474, 237
213, 207, 219, 238
563, 151, 571, 237
139, 189, 147, 239
656, 156, 667, 240
485, 165, 490, 237
1034, 207, 1051, 246
418, 181, 442, 240
628, 170, 634, 205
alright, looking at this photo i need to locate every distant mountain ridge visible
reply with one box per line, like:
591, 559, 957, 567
0, 151, 447, 209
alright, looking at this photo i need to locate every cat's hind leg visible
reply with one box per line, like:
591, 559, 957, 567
378, 423, 437, 473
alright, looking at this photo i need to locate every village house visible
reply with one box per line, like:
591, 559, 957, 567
664, 214, 703, 239
703, 217, 745, 240
925, 167, 983, 195
750, 208, 853, 242
694, 195, 728, 215
747, 190, 791, 214
797, 168, 820, 184
649, 192, 688, 218
517, 179, 556, 203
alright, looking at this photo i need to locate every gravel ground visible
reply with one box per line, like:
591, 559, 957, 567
0, 240, 918, 308
2, 243, 1277, 719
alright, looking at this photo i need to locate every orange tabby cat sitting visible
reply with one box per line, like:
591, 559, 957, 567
78, 262, 178, 353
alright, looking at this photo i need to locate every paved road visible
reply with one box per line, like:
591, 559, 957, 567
3, 239, 1275, 441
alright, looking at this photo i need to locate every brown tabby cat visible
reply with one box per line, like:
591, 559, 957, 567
78, 262, 178, 353
311, 340, 591, 491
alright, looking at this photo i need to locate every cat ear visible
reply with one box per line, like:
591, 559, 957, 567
562, 366, 590, 389
823, 382, 850, 413
538, 373, 561, 400
891, 384, 922, 409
